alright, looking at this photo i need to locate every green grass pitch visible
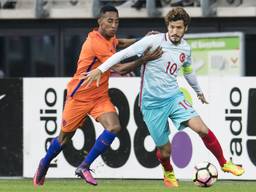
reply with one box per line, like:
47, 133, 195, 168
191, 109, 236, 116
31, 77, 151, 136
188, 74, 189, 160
0, 179, 255, 192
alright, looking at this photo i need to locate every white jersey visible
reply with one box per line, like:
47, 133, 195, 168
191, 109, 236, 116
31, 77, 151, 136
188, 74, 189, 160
98, 33, 193, 109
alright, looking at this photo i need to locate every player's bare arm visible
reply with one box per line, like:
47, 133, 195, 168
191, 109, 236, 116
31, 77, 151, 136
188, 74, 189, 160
111, 46, 163, 75
117, 31, 160, 48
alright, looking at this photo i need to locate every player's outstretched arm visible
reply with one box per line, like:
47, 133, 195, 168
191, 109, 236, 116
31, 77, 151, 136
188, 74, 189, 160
145, 30, 160, 36
111, 46, 163, 75
117, 38, 137, 48
80, 46, 161, 87
80, 47, 137, 88
81, 35, 154, 87
117, 31, 160, 48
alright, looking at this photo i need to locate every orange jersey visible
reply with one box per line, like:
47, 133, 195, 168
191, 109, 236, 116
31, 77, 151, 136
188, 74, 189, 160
67, 29, 118, 101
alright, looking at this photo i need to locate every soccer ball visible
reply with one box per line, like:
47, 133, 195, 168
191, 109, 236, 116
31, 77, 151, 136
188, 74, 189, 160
193, 162, 218, 187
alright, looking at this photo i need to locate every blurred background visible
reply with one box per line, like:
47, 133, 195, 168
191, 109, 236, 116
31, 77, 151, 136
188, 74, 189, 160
0, 0, 255, 78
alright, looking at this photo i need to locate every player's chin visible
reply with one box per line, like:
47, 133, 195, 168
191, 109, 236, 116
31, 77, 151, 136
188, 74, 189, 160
108, 30, 116, 37
171, 38, 180, 44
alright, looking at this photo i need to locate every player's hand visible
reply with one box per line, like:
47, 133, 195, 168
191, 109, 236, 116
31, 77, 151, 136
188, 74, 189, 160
145, 30, 160, 36
142, 46, 163, 62
80, 69, 102, 88
197, 93, 209, 104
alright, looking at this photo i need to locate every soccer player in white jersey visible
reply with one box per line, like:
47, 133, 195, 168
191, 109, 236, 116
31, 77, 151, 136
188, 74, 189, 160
82, 7, 245, 188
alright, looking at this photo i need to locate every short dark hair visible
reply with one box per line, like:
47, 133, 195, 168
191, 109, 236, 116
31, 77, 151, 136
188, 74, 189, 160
99, 5, 119, 18
165, 7, 190, 27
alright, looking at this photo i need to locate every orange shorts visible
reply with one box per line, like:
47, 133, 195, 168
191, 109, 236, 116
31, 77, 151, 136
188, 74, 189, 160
61, 96, 116, 132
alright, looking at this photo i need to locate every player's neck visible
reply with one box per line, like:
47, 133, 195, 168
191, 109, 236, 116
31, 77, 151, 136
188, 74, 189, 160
171, 40, 180, 45
98, 28, 111, 40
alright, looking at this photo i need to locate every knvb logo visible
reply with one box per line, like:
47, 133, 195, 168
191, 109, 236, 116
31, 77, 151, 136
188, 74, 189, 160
246, 88, 256, 166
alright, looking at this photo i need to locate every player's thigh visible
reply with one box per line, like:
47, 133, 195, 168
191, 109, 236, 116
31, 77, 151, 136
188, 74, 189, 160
61, 98, 91, 133
142, 107, 170, 147
97, 112, 121, 133
90, 96, 120, 132
187, 116, 209, 136
169, 93, 199, 130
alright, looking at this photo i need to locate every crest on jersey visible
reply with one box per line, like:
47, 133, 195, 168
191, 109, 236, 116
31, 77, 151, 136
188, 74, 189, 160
179, 53, 185, 63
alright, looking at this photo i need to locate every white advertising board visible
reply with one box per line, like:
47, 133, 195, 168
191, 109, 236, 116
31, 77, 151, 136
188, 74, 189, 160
23, 77, 256, 180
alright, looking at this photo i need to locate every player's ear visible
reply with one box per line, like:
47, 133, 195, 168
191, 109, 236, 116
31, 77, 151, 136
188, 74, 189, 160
97, 14, 104, 25
97, 18, 102, 25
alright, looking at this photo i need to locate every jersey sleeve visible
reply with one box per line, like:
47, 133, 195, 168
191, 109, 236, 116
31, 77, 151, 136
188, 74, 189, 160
182, 48, 202, 94
98, 35, 154, 73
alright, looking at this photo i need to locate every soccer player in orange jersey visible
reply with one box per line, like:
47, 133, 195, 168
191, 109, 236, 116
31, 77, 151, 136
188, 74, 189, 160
33, 5, 162, 187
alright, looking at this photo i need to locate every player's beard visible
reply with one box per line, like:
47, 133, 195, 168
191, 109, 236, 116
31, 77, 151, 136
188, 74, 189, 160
170, 34, 184, 45
101, 29, 117, 39
170, 36, 180, 45
108, 29, 116, 37
106, 30, 116, 39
